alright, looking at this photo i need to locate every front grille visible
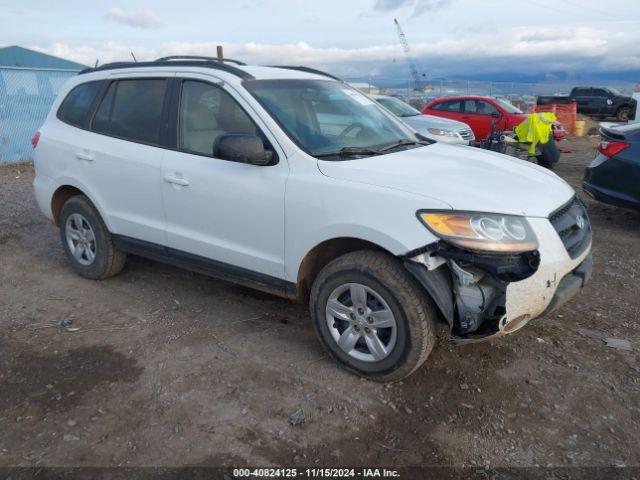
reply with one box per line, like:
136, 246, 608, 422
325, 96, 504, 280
459, 129, 474, 140
549, 196, 592, 259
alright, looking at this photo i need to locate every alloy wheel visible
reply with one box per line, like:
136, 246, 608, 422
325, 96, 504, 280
325, 282, 397, 362
65, 213, 97, 266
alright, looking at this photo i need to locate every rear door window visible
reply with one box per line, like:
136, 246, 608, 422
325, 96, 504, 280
57, 81, 103, 127
467, 100, 499, 116
434, 100, 462, 112
463, 100, 478, 113
90, 79, 167, 144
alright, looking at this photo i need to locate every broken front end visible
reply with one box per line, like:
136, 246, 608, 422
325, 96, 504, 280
405, 199, 592, 342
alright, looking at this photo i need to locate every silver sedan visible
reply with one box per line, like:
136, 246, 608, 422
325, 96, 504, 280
372, 94, 475, 145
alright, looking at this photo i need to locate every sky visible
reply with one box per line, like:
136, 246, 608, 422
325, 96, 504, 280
1, 0, 640, 82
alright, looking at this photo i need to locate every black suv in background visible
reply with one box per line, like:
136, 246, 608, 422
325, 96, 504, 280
538, 87, 637, 122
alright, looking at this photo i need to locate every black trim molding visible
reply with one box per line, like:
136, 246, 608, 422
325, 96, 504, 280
113, 235, 296, 299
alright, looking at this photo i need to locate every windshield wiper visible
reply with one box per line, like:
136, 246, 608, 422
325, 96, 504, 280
378, 139, 430, 152
312, 146, 383, 158
313, 140, 430, 159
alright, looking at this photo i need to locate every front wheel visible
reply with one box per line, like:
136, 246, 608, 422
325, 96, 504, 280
309, 250, 437, 382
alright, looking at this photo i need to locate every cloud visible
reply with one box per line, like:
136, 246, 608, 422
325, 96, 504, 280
372, 0, 453, 16
414, 0, 453, 15
104, 8, 162, 29
31, 24, 640, 79
373, 0, 413, 11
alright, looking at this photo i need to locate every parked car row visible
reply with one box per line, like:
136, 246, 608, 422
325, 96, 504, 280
371, 92, 566, 147
422, 95, 566, 142
33, 59, 593, 381
372, 93, 565, 172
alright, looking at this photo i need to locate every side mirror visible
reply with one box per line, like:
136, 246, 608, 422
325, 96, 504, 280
213, 134, 273, 166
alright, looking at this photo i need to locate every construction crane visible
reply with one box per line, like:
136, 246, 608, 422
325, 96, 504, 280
394, 18, 425, 91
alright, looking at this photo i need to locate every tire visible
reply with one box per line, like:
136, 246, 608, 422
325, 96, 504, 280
616, 107, 630, 122
59, 195, 126, 279
536, 157, 554, 169
309, 250, 437, 382
537, 139, 560, 170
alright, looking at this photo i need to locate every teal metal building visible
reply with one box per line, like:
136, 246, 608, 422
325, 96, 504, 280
0, 46, 86, 163
0, 45, 87, 70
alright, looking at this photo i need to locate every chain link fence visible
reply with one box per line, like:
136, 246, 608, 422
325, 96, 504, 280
0, 67, 80, 164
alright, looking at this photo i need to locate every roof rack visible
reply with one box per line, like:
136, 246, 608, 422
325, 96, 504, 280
155, 55, 247, 66
78, 59, 254, 80
268, 65, 343, 82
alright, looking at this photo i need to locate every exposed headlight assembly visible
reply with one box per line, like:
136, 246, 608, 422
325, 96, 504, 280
427, 128, 458, 137
418, 211, 538, 253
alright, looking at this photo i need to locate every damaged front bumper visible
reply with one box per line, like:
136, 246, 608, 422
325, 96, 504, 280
404, 209, 593, 344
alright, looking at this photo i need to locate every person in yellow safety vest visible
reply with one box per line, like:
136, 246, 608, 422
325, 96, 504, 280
514, 112, 557, 154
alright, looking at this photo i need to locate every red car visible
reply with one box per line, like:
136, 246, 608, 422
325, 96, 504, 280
423, 96, 566, 142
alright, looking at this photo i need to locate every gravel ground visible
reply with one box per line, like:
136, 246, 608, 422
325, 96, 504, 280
0, 134, 639, 469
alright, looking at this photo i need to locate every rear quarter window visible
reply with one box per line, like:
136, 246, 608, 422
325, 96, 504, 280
57, 81, 103, 127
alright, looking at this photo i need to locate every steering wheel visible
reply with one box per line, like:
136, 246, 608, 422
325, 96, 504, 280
339, 123, 364, 138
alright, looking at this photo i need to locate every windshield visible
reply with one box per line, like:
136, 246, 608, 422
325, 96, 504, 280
244, 79, 420, 157
494, 98, 523, 114
376, 96, 421, 117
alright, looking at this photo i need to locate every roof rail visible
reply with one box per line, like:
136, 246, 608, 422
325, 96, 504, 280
78, 60, 254, 79
269, 65, 343, 82
155, 55, 247, 66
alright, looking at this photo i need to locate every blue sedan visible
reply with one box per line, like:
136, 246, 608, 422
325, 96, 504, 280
583, 123, 640, 211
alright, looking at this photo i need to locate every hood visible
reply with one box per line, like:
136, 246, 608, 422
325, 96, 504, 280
402, 114, 470, 132
317, 143, 574, 217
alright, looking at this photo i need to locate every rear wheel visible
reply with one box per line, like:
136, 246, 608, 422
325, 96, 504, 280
537, 156, 555, 169
616, 107, 630, 122
537, 139, 560, 170
59, 196, 126, 279
309, 250, 437, 382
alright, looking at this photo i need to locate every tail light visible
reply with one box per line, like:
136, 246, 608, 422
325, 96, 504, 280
31, 131, 40, 149
597, 141, 629, 158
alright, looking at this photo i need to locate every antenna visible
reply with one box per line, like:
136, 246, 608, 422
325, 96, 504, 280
130, 51, 138, 63
216, 45, 224, 62
94, 59, 99, 68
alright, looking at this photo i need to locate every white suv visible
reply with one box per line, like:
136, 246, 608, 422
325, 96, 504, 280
33, 57, 593, 381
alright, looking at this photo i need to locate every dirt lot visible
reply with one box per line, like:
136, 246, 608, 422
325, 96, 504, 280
1, 134, 639, 469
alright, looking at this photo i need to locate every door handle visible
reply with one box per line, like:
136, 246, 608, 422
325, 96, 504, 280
75, 152, 94, 162
163, 175, 190, 186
